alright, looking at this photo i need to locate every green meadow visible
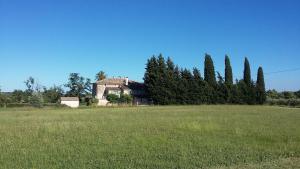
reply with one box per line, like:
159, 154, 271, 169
0, 106, 299, 169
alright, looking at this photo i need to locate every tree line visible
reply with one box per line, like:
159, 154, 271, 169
0, 72, 108, 108
144, 54, 266, 105
1, 54, 299, 107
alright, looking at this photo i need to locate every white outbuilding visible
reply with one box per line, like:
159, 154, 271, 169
60, 97, 79, 108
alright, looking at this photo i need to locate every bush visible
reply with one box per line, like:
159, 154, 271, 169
288, 99, 300, 107
267, 98, 300, 107
43, 103, 67, 108
106, 94, 119, 104
295, 90, 300, 98
29, 93, 44, 108
91, 98, 99, 107
84, 97, 92, 106
119, 94, 133, 104
6, 103, 31, 108
282, 91, 296, 99
0, 94, 11, 108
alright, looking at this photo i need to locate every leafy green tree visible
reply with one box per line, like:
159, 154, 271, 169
24, 77, 44, 106
84, 78, 92, 94
266, 89, 280, 99
0, 88, 9, 108
43, 86, 64, 103
11, 90, 26, 103
24, 77, 35, 95
65, 73, 91, 99
204, 54, 216, 87
256, 67, 266, 104
282, 91, 296, 99
95, 71, 106, 81
243, 57, 251, 86
29, 93, 44, 108
225, 55, 233, 85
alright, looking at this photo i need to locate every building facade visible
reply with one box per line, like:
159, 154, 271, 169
92, 77, 149, 106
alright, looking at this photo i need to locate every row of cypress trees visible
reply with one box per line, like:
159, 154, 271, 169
144, 54, 266, 105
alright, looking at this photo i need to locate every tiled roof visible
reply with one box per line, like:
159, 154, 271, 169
96, 78, 126, 85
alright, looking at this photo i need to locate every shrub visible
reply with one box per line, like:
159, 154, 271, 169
0, 93, 11, 108
288, 99, 300, 107
84, 97, 93, 106
29, 93, 44, 108
119, 94, 133, 104
6, 103, 31, 108
267, 98, 300, 107
106, 94, 119, 104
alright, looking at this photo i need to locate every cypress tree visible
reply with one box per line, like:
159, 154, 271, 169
192, 68, 202, 81
256, 67, 266, 104
157, 54, 168, 104
166, 57, 176, 104
174, 65, 183, 104
181, 68, 193, 104
231, 83, 242, 104
243, 57, 257, 104
144, 56, 159, 104
225, 55, 233, 85
204, 54, 216, 87
243, 57, 251, 86
216, 72, 227, 103
192, 68, 203, 104
144, 54, 265, 105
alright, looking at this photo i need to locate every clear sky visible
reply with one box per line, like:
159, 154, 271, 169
0, 0, 299, 92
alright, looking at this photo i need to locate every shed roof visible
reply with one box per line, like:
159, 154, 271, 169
61, 97, 79, 101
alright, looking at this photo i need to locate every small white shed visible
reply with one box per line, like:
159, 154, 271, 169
60, 97, 79, 108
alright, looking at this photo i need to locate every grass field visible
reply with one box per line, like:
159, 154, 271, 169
0, 105, 299, 169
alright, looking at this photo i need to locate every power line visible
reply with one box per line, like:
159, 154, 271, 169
232, 67, 300, 80
265, 67, 300, 75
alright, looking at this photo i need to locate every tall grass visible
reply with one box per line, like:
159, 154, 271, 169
0, 105, 299, 168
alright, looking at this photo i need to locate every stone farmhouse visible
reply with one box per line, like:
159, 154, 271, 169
92, 77, 149, 106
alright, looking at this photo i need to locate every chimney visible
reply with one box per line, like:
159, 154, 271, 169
125, 77, 129, 86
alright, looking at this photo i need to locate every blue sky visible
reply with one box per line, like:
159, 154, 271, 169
0, 0, 299, 91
